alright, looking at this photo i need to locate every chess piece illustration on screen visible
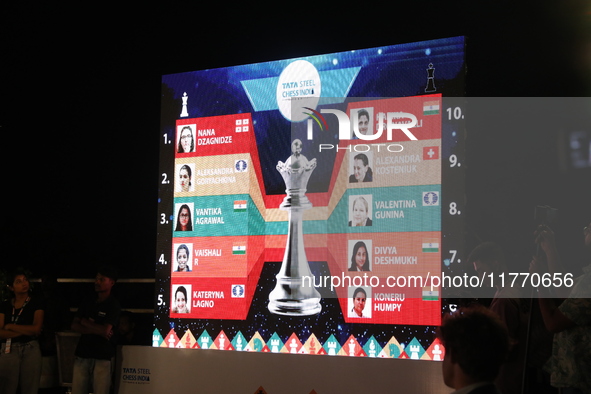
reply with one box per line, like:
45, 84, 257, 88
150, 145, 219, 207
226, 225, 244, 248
268, 139, 322, 316
425, 63, 436, 92
180, 92, 189, 117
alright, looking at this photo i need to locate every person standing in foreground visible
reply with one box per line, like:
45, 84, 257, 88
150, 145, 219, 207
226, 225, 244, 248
71, 266, 121, 394
0, 268, 44, 394
468, 242, 530, 394
438, 305, 510, 394
532, 222, 591, 394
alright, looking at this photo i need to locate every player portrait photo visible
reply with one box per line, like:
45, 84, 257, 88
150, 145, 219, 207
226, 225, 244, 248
349, 151, 373, 183
351, 107, 374, 137
175, 202, 194, 232
171, 284, 191, 314
348, 239, 372, 272
348, 195, 373, 227
173, 243, 192, 272
176, 163, 195, 193
177, 124, 196, 153
348, 286, 372, 318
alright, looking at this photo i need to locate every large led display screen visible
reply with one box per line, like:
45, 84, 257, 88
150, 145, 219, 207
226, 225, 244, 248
154, 36, 466, 359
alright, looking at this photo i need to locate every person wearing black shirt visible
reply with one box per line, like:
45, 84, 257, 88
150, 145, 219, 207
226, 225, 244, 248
0, 268, 44, 394
71, 266, 121, 394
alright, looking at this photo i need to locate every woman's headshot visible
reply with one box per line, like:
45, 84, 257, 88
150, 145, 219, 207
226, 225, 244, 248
175, 204, 193, 231
177, 126, 194, 153
175, 244, 191, 272
178, 164, 192, 192
349, 241, 371, 271
349, 153, 373, 183
354, 108, 372, 136
349, 196, 372, 227
172, 286, 190, 313
349, 287, 369, 318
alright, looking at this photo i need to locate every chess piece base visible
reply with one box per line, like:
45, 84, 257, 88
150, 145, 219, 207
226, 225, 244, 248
268, 291, 322, 316
267, 302, 322, 316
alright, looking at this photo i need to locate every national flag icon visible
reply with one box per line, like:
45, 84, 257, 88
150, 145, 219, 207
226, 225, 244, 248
235, 118, 249, 132
423, 146, 439, 160
232, 244, 246, 255
422, 288, 439, 301
423, 101, 440, 115
233, 200, 247, 212
422, 242, 439, 253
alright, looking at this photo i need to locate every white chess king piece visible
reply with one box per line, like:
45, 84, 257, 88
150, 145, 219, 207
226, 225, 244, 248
180, 92, 189, 117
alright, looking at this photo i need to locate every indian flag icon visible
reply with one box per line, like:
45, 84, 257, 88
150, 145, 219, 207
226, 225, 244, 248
234, 200, 247, 212
232, 244, 246, 255
422, 242, 439, 253
423, 101, 440, 115
422, 289, 439, 301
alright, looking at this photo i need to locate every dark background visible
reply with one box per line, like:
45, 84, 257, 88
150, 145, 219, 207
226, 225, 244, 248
2, 2, 590, 286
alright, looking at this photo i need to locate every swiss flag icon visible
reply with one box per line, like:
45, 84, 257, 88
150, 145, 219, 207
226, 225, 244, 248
423, 146, 439, 160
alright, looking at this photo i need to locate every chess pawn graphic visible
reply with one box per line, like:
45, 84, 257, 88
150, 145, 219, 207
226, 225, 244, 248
425, 64, 436, 92
268, 139, 322, 316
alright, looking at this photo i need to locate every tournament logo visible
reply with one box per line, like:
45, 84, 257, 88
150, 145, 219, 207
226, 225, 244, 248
276, 60, 321, 122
